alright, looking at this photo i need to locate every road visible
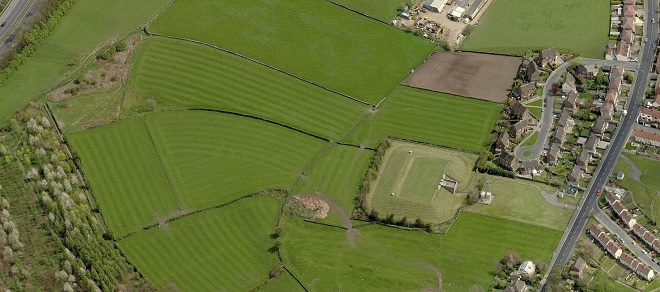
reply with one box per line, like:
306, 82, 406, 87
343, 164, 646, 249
0, 0, 35, 49
593, 207, 660, 272
515, 61, 569, 162
541, 0, 658, 287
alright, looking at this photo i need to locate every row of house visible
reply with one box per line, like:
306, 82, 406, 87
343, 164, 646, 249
639, 108, 660, 127
632, 129, 660, 147
605, 192, 637, 228
608, 0, 637, 60
632, 223, 660, 254
588, 224, 655, 280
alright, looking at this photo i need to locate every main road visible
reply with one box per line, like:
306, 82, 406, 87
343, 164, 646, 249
0, 0, 36, 49
541, 0, 658, 287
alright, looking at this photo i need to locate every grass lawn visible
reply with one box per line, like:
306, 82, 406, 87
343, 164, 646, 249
528, 106, 543, 119
119, 195, 281, 291
280, 212, 561, 291
348, 86, 502, 152
68, 116, 179, 237
330, 0, 401, 22
459, 0, 609, 58
149, 0, 435, 103
613, 154, 660, 222
291, 144, 374, 227
625, 155, 660, 190
260, 272, 305, 292
0, 0, 169, 124
522, 131, 540, 147
49, 88, 122, 133
125, 37, 368, 140
464, 175, 571, 230
366, 141, 478, 223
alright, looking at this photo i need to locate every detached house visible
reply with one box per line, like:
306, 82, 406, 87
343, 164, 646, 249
571, 257, 589, 279
508, 99, 533, 121
496, 131, 510, 153
576, 64, 596, 79
562, 73, 576, 93
568, 165, 583, 186
525, 59, 541, 82
516, 82, 536, 99
536, 47, 560, 67
557, 109, 572, 128
498, 152, 519, 171
546, 146, 560, 166
552, 126, 567, 147
509, 119, 530, 139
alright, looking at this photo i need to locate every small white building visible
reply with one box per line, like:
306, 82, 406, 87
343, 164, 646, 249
518, 261, 536, 277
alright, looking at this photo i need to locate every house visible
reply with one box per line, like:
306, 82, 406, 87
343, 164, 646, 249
546, 146, 560, 166
620, 209, 637, 228
571, 257, 588, 279
536, 47, 559, 67
611, 65, 625, 79
620, 253, 641, 273
509, 119, 530, 139
498, 152, 519, 171
505, 279, 528, 292
565, 91, 579, 112
605, 241, 623, 259
516, 82, 536, 98
525, 59, 541, 82
577, 150, 591, 168
589, 224, 623, 259
605, 90, 619, 104
605, 191, 620, 206
653, 94, 660, 107
520, 160, 542, 175
508, 99, 533, 121
612, 201, 627, 216
568, 165, 583, 186
632, 224, 660, 252
616, 40, 630, 61
622, 16, 636, 32
552, 126, 566, 146
562, 73, 576, 93
620, 253, 654, 280
576, 63, 596, 78
608, 76, 622, 93
496, 131, 510, 153
639, 108, 660, 125
557, 109, 572, 128
632, 130, 660, 147
518, 261, 536, 277
585, 134, 600, 153
623, 4, 636, 17
588, 224, 604, 238
637, 264, 655, 281
592, 116, 609, 135
621, 29, 634, 43
601, 103, 614, 120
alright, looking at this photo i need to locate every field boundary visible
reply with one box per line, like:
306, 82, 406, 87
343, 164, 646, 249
387, 136, 482, 155
461, 209, 565, 231
397, 84, 507, 105
323, 0, 391, 26
142, 118, 185, 210
141, 28, 373, 106
118, 189, 288, 240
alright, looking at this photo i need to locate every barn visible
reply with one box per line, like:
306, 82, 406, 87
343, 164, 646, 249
424, 0, 448, 13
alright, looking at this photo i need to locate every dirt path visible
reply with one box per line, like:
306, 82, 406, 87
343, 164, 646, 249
310, 193, 358, 248
620, 155, 642, 182
421, 263, 443, 292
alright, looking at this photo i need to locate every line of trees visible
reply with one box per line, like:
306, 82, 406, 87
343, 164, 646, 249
0, 0, 77, 83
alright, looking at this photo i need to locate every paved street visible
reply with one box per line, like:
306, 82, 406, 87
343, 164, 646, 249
593, 207, 660, 272
0, 0, 36, 49
541, 0, 658, 287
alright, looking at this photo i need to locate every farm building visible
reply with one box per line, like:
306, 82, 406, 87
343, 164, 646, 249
464, 0, 485, 20
447, 5, 465, 20
424, 0, 448, 13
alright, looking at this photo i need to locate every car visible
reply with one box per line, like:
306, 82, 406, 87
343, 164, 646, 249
0, 22, 6, 27
657, 262, 660, 266
597, 188, 602, 196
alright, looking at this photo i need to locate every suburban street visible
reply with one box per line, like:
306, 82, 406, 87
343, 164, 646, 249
515, 61, 568, 162
0, 0, 35, 49
541, 0, 658, 287
593, 207, 660, 272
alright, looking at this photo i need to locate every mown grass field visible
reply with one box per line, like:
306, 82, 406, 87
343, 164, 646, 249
348, 86, 502, 152
459, 0, 609, 58
613, 154, 660, 222
330, 0, 401, 22
49, 88, 122, 133
125, 37, 368, 140
149, 0, 435, 103
281, 212, 561, 291
120, 195, 281, 291
367, 141, 478, 223
464, 175, 572, 230
144, 111, 327, 211
0, 0, 169, 123
68, 116, 179, 237
291, 144, 374, 226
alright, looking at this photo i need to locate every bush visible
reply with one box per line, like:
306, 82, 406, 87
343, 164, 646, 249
462, 24, 476, 36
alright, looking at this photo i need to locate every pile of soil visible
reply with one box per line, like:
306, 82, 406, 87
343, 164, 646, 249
292, 195, 329, 219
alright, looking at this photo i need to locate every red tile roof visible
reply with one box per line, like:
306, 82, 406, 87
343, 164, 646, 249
634, 130, 660, 142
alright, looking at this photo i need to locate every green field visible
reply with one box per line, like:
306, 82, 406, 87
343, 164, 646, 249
69, 111, 327, 236
0, 0, 169, 123
349, 86, 502, 152
460, 0, 609, 58
464, 175, 571, 230
613, 154, 660, 222
69, 116, 179, 237
120, 195, 281, 291
330, 0, 401, 22
291, 144, 374, 226
367, 141, 478, 223
522, 131, 540, 147
149, 0, 435, 103
125, 37, 368, 140
281, 212, 562, 291
49, 88, 122, 133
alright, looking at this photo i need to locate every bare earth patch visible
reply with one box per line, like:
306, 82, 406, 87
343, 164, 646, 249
292, 195, 330, 219
48, 34, 142, 102
403, 51, 521, 103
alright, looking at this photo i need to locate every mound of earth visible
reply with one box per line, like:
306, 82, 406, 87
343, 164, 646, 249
290, 195, 330, 219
